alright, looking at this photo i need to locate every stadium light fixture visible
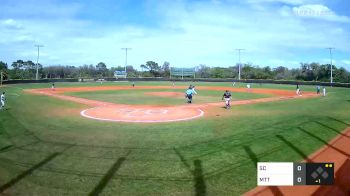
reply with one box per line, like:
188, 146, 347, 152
235, 49, 245, 80
34, 45, 44, 80
121, 48, 132, 74
326, 48, 335, 84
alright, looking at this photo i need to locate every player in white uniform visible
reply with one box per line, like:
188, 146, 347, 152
191, 85, 198, 95
296, 84, 301, 96
322, 87, 326, 96
1, 92, 5, 109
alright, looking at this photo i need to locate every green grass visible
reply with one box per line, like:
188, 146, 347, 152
0, 81, 349, 195
66, 88, 270, 105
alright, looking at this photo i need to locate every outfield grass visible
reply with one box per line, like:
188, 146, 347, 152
0, 81, 349, 195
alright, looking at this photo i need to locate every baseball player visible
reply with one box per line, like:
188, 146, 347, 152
296, 84, 301, 96
1, 92, 5, 110
316, 85, 320, 94
323, 87, 326, 96
185, 87, 194, 103
222, 90, 232, 109
191, 85, 198, 95
51, 82, 55, 90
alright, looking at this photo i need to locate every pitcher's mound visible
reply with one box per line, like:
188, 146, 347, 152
81, 106, 204, 123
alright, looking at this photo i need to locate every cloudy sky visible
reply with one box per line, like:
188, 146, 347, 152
0, 0, 349, 69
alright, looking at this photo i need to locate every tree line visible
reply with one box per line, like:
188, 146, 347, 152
0, 60, 349, 83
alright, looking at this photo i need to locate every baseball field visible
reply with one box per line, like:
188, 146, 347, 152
0, 81, 349, 195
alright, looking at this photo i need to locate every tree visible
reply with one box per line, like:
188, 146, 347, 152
0, 61, 8, 71
241, 64, 255, 79
162, 61, 170, 77
11, 60, 25, 70
140, 61, 161, 77
273, 66, 289, 80
0, 61, 8, 80
96, 62, 108, 77
334, 67, 350, 83
196, 64, 211, 78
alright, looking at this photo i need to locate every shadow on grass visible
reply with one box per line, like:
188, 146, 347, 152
3, 112, 41, 142
315, 121, 350, 139
193, 160, 206, 196
0, 152, 60, 193
242, 146, 283, 196
0, 145, 13, 152
275, 135, 312, 162
298, 127, 350, 157
174, 148, 206, 196
89, 157, 127, 196
327, 116, 350, 126
89, 151, 131, 196
243, 146, 258, 167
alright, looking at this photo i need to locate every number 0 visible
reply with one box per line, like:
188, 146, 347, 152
297, 166, 302, 171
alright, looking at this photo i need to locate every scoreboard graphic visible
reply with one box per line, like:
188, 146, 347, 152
257, 162, 334, 186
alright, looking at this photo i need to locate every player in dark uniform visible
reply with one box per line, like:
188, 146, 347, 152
222, 90, 232, 109
316, 85, 320, 94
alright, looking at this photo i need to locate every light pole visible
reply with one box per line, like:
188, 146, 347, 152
34, 45, 44, 80
121, 48, 131, 78
235, 49, 245, 80
326, 48, 335, 84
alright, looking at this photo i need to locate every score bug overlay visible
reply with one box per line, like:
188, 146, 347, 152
257, 162, 334, 186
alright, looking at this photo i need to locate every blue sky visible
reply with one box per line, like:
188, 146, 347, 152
0, 0, 349, 70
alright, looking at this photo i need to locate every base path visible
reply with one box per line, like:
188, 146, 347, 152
25, 86, 318, 123
244, 127, 350, 196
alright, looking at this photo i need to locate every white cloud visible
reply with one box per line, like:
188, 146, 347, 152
245, 0, 321, 5
292, 4, 350, 22
246, 0, 304, 5
342, 60, 350, 65
2, 19, 23, 29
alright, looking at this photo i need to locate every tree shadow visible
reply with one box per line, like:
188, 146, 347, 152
0, 152, 60, 193
242, 145, 283, 196
298, 127, 350, 158
89, 151, 131, 196
174, 148, 207, 196
275, 135, 312, 162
